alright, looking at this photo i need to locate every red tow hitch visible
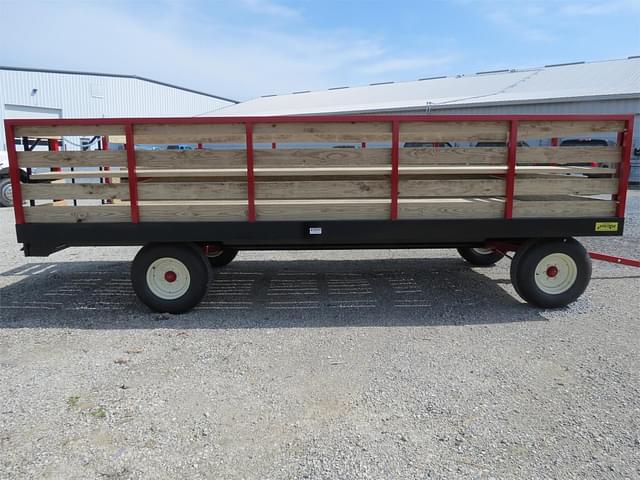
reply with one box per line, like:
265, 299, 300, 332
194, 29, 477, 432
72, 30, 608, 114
487, 242, 640, 268
588, 252, 640, 268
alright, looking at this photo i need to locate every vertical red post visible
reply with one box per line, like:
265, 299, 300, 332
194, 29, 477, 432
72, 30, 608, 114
124, 124, 140, 224
4, 124, 25, 224
504, 120, 519, 219
47, 138, 62, 205
102, 136, 112, 186
245, 123, 256, 222
616, 118, 634, 217
390, 121, 400, 220
551, 137, 558, 147
361, 142, 366, 149
48, 138, 60, 174
271, 142, 277, 149
612, 132, 624, 202
197, 143, 203, 149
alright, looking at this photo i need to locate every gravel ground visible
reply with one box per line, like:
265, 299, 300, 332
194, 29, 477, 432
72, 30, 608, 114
1, 192, 639, 479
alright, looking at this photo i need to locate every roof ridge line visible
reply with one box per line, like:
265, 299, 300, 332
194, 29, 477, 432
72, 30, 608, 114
0, 65, 239, 104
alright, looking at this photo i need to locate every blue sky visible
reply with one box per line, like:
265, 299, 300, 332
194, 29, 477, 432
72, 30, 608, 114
1, 0, 639, 101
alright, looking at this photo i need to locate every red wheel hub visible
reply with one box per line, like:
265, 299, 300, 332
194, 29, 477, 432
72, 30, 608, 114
164, 271, 177, 283
546, 266, 559, 278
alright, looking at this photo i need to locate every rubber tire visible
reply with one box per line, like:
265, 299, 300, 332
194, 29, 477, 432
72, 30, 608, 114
510, 238, 591, 308
509, 240, 537, 300
0, 177, 13, 207
131, 243, 210, 314
207, 247, 238, 268
457, 247, 505, 266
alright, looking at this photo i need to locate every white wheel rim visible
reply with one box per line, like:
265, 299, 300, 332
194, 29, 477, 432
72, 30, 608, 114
534, 253, 577, 295
472, 247, 494, 255
146, 257, 190, 300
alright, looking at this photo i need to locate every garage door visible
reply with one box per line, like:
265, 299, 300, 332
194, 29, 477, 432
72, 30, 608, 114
3, 104, 62, 151
5, 104, 62, 119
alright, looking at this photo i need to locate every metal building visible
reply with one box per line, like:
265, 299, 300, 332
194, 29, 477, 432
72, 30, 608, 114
218, 56, 640, 180
0, 66, 237, 150
219, 57, 639, 120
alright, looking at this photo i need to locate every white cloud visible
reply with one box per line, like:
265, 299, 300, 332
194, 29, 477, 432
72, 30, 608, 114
460, 0, 638, 44
358, 56, 457, 76
485, 10, 554, 43
560, 0, 640, 15
235, 0, 301, 19
0, 0, 457, 101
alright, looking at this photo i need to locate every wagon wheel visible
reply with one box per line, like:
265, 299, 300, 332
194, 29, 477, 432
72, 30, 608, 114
457, 247, 505, 267
510, 238, 591, 308
131, 243, 210, 313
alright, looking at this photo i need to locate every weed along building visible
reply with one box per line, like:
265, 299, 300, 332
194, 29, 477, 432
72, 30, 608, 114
0, 66, 237, 151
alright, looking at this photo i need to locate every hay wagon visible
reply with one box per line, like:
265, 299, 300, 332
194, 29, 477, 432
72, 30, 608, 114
4, 114, 635, 312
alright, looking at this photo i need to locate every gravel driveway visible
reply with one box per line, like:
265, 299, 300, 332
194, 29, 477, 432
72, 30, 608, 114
1, 192, 639, 479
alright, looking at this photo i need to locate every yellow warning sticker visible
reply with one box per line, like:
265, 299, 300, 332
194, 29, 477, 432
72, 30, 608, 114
595, 222, 619, 232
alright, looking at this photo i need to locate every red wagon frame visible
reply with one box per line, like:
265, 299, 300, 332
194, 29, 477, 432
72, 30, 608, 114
5, 113, 635, 227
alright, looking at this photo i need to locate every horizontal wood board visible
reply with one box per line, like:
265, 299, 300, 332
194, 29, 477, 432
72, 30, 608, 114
23, 196, 616, 222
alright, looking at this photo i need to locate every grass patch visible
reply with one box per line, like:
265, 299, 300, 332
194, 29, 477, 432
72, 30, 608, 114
90, 406, 107, 419
67, 395, 80, 408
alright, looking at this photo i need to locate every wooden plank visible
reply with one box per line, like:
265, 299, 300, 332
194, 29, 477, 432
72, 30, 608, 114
137, 148, 391, 169
30, 170, 130, 180
253, 122, 391, 142
106, 135, 126, 144
18, 150, 128, 168
256, 166, 509, 176
399, 198, 504, 219
28, 164, 618, 180
256, 202, 388, 220
23, 195, 616, 223
137, 180, 391, 200
400, 147, 506, 165
516, 166, 616, 175
132, 198, 503, 220
133, 123, 246, 144
515, 178, 618, 195
258, 180, 389, 199
513, 199, 617, 218
255, 148, 391, 167
518, 120, 625, 139
516, 146, 621, 165
140, 204, 247, 222
400, 121, 509, 142
136, 149, 247, 169
14, 124, 125, 138
24, 205, 131, 223
25, 177, 613, 203
138, 198, 505, 222
400, 179, 505, 197
139, 182, 247, 200
22, 183, 130, 200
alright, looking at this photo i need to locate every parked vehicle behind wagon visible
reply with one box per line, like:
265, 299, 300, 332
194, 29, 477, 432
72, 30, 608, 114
560, 138, 618, 178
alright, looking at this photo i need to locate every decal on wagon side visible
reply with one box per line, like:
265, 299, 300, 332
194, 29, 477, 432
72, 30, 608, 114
595, 221, 619, 232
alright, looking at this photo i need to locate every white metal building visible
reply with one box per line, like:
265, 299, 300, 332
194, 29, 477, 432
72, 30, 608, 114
219, 56, 640, 180
220, 58, 639, 134
0, 66, 237, 150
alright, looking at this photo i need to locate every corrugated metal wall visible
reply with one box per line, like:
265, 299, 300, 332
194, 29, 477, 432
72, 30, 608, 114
403, 98, 640, 182
0, 69, 235, 150
405, 98, 640, 139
